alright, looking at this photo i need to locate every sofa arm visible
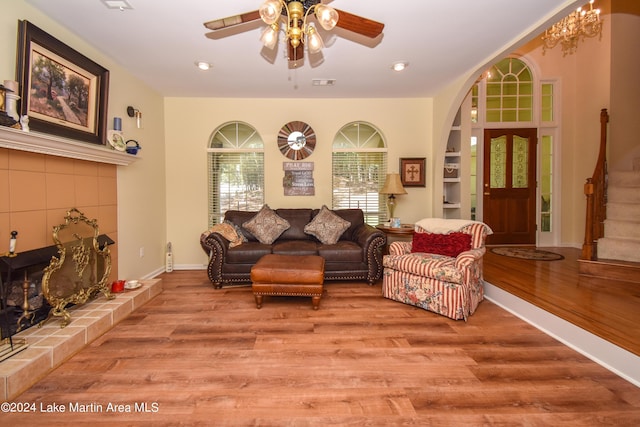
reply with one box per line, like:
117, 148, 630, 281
352, 224, 387, 284
454, 247, 486, 269
199, 230, 231, 288
389, 241, 412, 256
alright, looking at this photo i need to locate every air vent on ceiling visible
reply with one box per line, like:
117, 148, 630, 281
312, 79, 336, 87
101, 0, 133, 10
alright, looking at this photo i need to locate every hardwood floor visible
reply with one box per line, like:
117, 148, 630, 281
484, 246, 640, 357
3, 264, 640, 425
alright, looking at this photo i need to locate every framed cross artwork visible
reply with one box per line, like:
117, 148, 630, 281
399, 158, 426, 187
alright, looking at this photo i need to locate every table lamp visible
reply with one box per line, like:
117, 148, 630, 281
380, 173, 407, 220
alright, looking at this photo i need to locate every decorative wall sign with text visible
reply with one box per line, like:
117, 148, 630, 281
283, 162, 314, 196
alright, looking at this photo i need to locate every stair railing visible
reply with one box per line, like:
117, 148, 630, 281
581, 109, 609, 260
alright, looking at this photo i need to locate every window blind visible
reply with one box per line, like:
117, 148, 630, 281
332, 151, 387, 225
208, 151, 264, 226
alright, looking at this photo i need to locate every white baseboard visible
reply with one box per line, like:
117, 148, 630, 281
484, 282, 640, 387
143, 266, 167, 279
173, 264, 207, 270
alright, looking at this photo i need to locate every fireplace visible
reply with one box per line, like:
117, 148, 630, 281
1, 209, 114, 361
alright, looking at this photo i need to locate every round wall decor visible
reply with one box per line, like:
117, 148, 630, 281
277, 121, 316, 160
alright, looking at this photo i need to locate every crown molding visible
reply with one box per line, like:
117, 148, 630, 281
0, 126, 137, 166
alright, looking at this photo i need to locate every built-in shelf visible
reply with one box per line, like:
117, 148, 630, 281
0, 126, 137, 166
443, 108, 462, 218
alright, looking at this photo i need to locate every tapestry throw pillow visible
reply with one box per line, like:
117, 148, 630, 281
304, 205, 351, 245
224, 220, 248, 243
242, 205, 290, 244
411, 232, 472, 257
206, 223, 243, 248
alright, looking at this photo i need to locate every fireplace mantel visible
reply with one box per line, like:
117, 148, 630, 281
0, 126, 137, 166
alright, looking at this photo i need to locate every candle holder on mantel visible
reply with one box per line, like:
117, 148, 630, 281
4, 231, 18, 258
0, 84, 18, 128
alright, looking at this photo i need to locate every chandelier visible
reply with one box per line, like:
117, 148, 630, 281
259, 0, 339, 60
542, 0, 603, 56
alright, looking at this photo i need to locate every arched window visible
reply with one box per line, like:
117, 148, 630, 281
207, 122, 264, 226
332, 122, 387, 225
485, 57, 533, 123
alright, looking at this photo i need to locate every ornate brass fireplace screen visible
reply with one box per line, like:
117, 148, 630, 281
41, 208, 112, 327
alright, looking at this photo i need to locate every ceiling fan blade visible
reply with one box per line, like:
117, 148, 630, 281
203, 10, 261, 31
288, 42, 304, 62
333, 9, 384, 38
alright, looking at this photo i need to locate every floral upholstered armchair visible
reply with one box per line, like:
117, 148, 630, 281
382, 218, 492, 321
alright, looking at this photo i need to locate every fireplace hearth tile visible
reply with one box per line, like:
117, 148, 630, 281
0, 278, 162, 401
4, 347, 51, 401
32, 327, 85, 367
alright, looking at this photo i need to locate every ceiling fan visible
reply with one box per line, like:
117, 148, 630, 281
203, 0, 384, 63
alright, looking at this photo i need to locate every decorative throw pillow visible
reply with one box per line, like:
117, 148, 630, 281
224, 220, 248, 243
411, 232, 472, 257
242, 205, 290, 244
304, 205, 351, 245
207, 223, 243, 248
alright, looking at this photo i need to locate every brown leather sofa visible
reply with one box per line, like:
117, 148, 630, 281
200, 208, 386, 288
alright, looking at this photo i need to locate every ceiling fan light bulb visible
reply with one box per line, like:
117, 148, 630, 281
315, 5, 338, 31
260, 24, 279, 49
307, 23, 324, 53
259, 0, 282, 25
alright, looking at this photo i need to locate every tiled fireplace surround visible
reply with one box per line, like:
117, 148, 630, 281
0, 127, 162, 400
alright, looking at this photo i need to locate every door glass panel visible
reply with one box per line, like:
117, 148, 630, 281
512, 136, 529, 188
471, 85, 479, 123
541, 83, 554, 122
470, 136, 477, 219
541, 135, 553, 232
490, 136, 507, 188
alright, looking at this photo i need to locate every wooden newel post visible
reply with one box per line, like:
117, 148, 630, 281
582, 178, 595, 260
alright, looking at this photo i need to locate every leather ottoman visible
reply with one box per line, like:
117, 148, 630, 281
250, 254, 325, 310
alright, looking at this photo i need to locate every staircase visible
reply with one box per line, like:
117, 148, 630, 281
578, 110, 640, 283
598, 170, 640, 262
579, 168, 640, 284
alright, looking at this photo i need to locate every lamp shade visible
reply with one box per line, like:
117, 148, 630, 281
315, 5, 339, 31
306, 23, 324, 54
260, 24, 279, 49
259, 0, 282, 25
380, 173, 407, 195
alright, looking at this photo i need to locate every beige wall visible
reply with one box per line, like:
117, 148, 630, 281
1, 1, 167, 280
511, 0, 618, 247
164, 97, 434, 267
610, 0, 640, 170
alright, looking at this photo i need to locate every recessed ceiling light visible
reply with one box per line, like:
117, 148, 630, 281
195, 61, 212, 71
101, 0, 132, 10
392, 61, 409, 72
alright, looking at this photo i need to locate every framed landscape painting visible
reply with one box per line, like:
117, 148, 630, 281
400, 157, 426, 187
16, 20, 109, 145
